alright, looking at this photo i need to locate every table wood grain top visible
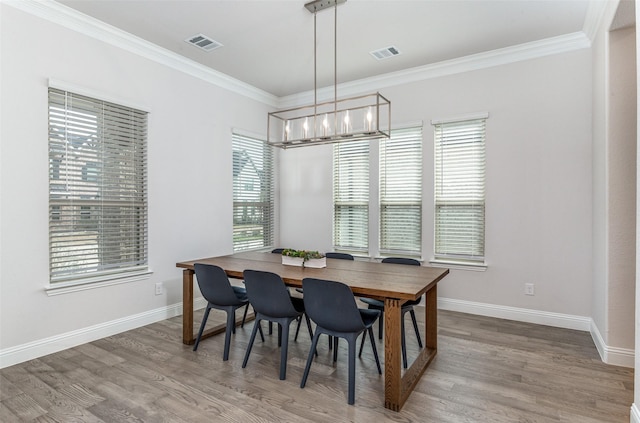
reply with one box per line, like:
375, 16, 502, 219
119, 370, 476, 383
176, 251, 449, 301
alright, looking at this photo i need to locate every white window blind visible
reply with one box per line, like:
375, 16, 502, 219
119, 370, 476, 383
48, 88, 148, 283
379, 127, 423, 255
333, 140, 369, 252
434, 117, 486, 261
232, 133, 274, 251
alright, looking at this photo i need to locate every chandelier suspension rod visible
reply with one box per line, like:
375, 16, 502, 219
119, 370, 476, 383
313, 9, 317, 121
334, 1, 338, 120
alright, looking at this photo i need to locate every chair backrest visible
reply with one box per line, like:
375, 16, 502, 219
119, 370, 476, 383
325, 252, 354, 260
271, 248, 285, 254
194, 263, 243, 306
381, 257, 420, 266
243, 270, 298, 317
302, 278, 364, 333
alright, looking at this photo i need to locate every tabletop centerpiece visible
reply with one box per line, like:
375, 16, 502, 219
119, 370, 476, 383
281, 249, 326, 268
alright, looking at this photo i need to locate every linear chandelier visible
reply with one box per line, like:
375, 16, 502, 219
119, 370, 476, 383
267, 0, 391, 149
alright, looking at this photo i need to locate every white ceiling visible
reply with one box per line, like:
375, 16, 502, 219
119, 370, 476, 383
56, 0, 593, 98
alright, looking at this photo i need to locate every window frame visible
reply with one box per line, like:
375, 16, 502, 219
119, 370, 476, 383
47, 83, 150, 293
232, 132, 274, 252
332, 125, 424, 259
431, 113, 488, 268
379, 126, 423, 257
332, 140, 370, 255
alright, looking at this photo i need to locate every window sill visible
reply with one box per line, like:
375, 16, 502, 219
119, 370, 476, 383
45, 270, 153, 296
429, 259, 487, 272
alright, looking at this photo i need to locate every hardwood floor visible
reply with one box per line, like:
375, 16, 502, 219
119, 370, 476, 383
0, 309, 634, 422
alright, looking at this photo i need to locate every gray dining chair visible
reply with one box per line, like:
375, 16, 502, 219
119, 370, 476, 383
359, 257, 423, 368
297, 251, 354, 349
300, 277, 382, 405
242, 269, 314, 380
325, 252, 354, 260
193, 263, 255, 360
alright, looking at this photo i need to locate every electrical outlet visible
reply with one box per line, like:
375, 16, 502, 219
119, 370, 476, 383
155, 282, 163, 296
525, 283, 535, 296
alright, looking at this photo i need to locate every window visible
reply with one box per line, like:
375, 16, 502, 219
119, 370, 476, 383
379, 127, 422, 256
333, 140, 369, 253
232, 133, 274, 251
48, 88, 148, 284
433, 115, 487, 262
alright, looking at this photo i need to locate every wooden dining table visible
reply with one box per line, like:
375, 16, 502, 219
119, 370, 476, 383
176, 251, 449, 411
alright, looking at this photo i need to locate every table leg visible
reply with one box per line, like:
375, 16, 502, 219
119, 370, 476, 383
183, 269, 195, 344
384, 298, 402, 410
425, 285, 437, 350
384, 284, 439, 411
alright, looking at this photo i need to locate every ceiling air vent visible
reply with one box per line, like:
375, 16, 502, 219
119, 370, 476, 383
185, 33, 223, 52
370, 46, 401, 61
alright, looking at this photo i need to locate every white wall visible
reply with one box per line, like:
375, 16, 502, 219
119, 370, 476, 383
0, 5, 270, 358
591, 0, 637, 369
281, 49, 594, 319
608, 25, 637, 352
591, 0, 611, 355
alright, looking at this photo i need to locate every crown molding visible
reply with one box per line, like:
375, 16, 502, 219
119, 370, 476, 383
277, 31, 591, 109
582, 0, 610, 42
4, 0, 279, 107
7, 0, 591, 111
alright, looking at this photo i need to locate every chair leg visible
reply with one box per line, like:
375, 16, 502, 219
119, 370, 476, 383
294, 315, 302, 341
231, 309, 236, 335
347, 336, 356, 405
301, 332, 321, 388
304, 314, 314, 339
193, 306, 211, 351
333, 337, 339, 362
303, 314, 318, 357
367, 327, 382, 374
401, 316, 408, 369
279, 322, 290, 380
358, 331, 365, 358
242, 318, 261, 368
378, 310, 384, 340
409, 308, 423, 348
257, 321, 265, 343
222, 308, 235, 361
277, 324, 282, 347
241, 303, 249, 328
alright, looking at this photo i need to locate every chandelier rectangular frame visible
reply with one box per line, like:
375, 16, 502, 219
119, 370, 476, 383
266, 0, 391, 149
267, 92, 390, 148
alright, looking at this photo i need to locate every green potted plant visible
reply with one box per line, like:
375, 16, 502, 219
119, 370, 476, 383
304, 250, 326, 268
281, 249, 326, 268
281, 248, 305, 266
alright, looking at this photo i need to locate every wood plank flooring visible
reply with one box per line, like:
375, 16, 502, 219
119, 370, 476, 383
0, 309, 634, 422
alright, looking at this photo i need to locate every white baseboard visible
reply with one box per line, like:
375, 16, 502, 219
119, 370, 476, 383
589, 319, 635, 368
631, 403, 640, 423
0, 297, 207, 369
438, 297, 592, 331
438, 297, 634, 368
